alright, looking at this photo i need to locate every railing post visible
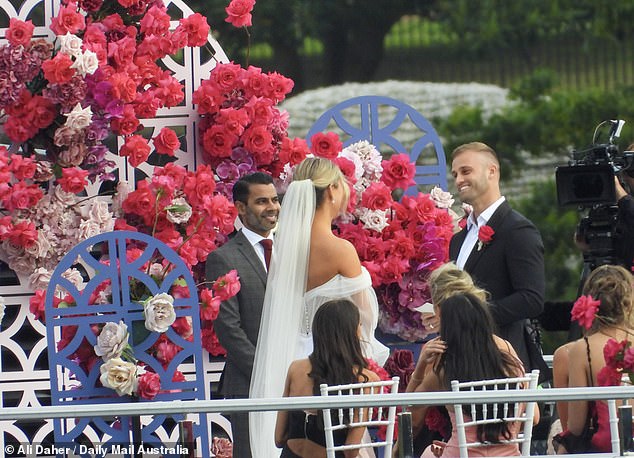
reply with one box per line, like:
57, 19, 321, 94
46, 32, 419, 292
619, 404, 633, 455
397, 411, 414, 458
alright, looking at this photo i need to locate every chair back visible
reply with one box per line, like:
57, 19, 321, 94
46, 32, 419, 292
320, 376, 399, 458
450, 369, 539, 458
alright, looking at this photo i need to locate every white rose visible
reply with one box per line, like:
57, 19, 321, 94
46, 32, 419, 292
0, 296, 5, 324
112, 181, 131, 217
71, 50, 98, 76
99, 358, 138, 396
149, 263, 164, 278
28, 267, 52, 291
78, 219, 102, 240
24, 231, 51, 259
166, 197, 192, 224
64, 103, 93, 130
143, 293, 176, 333
88, 200, 113, 226
62, 268, 84, 289
58, 32, 83, 58
94, 321, 129, 361
359, 208, 389, 232
430, 186, 455, 209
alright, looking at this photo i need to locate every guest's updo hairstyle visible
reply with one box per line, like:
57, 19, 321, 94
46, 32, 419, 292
582, 264, 634, 328
293, 157, 349, 209
429, 261, 488, 306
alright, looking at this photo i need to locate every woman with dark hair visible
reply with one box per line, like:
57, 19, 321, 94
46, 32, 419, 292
275, 299, 379, 457
407, 293, 535, 457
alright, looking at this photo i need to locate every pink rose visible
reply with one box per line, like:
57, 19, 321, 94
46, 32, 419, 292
381, 153, 416, 190
177, 13, 210, 47
50, 2, 86, 35
279, 137, 308, 166
478, 225, 495, 244
200, 288, 221, 320
202, 326, 226, 356
137, 371, 161, 400
120, 135, 150, 168
361, 182, 393, 211
571, 294, 601, 330
6, 18, 34, 46
57, 167, 89, 194
152, 127, 180, 156
597, 365, 622, 386
212, 270, 241, 301
310, 132, 342, 160
224, 0, 256, 28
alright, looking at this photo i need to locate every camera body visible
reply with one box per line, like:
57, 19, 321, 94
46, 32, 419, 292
555, 120, 634, 269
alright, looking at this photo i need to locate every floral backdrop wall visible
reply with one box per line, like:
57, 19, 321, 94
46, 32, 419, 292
0, 0, 457, 421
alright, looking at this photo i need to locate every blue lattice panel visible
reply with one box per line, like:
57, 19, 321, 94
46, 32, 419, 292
44, 231, 209, 457
306, 95, 448, 193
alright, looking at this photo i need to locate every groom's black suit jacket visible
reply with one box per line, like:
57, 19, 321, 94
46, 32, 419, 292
449, 201, 545, 368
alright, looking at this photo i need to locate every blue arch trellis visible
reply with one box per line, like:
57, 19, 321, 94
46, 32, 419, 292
45, 230, 209, 457
306, 95, 448, 193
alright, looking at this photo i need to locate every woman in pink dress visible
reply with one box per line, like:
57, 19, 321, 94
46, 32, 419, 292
404, 292, 537, 457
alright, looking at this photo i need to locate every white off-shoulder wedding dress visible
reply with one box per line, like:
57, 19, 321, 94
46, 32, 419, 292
249, 179, 388, 457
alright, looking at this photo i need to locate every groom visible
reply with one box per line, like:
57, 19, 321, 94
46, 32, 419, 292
205, 172, 280, 458
449, 142, 545, 369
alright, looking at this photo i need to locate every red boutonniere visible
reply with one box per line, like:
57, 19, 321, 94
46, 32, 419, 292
477, 225, 495, 251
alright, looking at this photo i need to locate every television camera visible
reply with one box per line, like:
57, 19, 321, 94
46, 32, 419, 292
555, 119, 634, 269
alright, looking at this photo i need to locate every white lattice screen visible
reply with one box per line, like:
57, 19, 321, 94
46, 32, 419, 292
0, 0, 233, 450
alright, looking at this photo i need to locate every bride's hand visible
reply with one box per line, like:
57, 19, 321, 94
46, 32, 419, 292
420, 337, 446, 365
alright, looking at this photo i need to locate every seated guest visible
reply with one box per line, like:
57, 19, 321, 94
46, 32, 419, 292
408, 262, 498, 393
404, 293, 537, 457
552, 264, 634, 454
275, 299, 379, 457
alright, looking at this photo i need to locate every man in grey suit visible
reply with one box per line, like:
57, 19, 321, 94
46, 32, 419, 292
205, 172, 280, 457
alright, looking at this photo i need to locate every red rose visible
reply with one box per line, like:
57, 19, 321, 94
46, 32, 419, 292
224, 0, 256, 28
137, 371, 161, 400
478, 225, 495, 244
41, 53, 75, 84
6, 18, 34, 46
310, 132, 342, 159
152, 127, 180, 156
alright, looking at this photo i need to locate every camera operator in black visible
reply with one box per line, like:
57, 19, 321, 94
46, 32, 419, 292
540, 136, 634, 340
613, 145, 634, 270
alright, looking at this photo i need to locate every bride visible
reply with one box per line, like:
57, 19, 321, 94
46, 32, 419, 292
249, 157, 389, 456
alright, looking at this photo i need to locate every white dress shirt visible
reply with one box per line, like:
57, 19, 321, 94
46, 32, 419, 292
456, 196, 505, 269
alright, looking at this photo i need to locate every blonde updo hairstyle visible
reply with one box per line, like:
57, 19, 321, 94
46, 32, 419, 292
430, 261, 488, 306
293, 157, 350, 209
582, 264, 634, 328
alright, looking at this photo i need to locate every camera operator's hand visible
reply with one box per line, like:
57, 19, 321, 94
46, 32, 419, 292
615, 176, 629, 201
573, 229, 590, 251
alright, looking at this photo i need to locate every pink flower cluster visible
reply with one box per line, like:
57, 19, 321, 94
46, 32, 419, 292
0, 146, 115, 286
0, 1, 210, 185
312, 138, 454, 341
598, 338, 634, 386
116, 162, 237, 269
193, 62, 302, 196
